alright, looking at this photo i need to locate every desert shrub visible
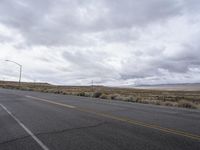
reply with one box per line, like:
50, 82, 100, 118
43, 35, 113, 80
153, 100, 161, 105
72, 92, 79, 96
110, 94, 122, 100
134, 99, 159, 105
77, 92, 86, 96
54, 90, 62, 94
178, 100, 197, 109
84, 92, 91, 97
163, 101, 176, 107
40, 88, 50, 93
122, 96, 132, 102
93, 92, 102, 98
127, 96, 138, 102
110, 94, 118, 100
120, 96, 132, 101
139, 100, 149, 104
100, 94, 109, 99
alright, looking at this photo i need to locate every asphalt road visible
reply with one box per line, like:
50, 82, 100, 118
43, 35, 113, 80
0, 88, 199, 150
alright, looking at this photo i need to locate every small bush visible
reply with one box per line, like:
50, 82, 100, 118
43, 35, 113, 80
163, 101, 176, 107
110, 94, 119, 100
84, 92, 92, 97
139, 100, 149, 104
100, 94, 109, 99
54, 90, 63, 94
120, 96, 132, 101
127, 96, 138, 102
110, 94, 123, 100
154, 101, 161, 105
178, 100, 197, 109
93, 92, 102, 98
77, 92, 86, 96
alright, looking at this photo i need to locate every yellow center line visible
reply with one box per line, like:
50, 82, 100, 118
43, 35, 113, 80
26, 95, 200, 141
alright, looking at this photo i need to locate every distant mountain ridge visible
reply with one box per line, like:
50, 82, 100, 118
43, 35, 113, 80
134, 83, 200, 91
0, 80, 51, 86
136, 83, 200, 86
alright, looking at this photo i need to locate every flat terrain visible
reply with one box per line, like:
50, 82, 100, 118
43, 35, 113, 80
0, 81, 200, 109
0, 88, 200, 150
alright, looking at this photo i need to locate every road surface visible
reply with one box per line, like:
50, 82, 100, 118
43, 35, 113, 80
0, 88, 199, 150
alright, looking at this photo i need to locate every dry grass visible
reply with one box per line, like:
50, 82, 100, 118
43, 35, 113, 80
177, 100, 198, 109
0, 81, 200, 109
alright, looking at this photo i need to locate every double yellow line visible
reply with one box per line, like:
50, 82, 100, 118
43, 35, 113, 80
26, 95, 200, 141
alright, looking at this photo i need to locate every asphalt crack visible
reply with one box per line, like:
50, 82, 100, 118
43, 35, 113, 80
0, 135, 30, 145
35, 121, 107, 136
0, 122, 107, 145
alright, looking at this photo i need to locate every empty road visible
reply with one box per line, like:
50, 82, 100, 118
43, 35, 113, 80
0, 88, 199, 150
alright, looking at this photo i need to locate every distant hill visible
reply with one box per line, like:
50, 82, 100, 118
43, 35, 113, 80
0, 80, 51, 86
134, 83, 200, 91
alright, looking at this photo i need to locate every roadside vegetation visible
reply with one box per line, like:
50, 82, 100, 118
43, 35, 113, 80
0, 81, 200, 109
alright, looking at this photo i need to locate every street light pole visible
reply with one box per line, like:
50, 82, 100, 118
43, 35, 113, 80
5, 60, 22, 88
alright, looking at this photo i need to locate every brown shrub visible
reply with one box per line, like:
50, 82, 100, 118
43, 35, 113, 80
177, 100, 197, 109
84, 92, 92, 97
110, 94, 120, 100
162, 101, 177, 107
100, 94, 109, 99
77, 92, 86, 96
93, 92, 102, 98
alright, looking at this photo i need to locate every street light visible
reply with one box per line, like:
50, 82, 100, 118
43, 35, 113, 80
5, 60, 22, 88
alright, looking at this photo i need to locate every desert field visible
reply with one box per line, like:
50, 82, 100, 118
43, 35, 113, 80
0, 81, 200, 109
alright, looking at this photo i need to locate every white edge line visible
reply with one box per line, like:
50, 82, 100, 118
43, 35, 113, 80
0, 103, 50, 150
26, 95, 76, 109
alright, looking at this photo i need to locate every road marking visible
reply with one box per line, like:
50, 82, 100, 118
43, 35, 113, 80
0, 103, 50, 150
26, 95, 200, 141
26, 96, 76, 109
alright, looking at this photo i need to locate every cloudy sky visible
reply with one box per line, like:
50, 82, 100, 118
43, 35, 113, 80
0, 0, 200, 86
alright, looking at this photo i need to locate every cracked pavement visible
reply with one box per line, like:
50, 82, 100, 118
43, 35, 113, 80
0, 122, 106, 146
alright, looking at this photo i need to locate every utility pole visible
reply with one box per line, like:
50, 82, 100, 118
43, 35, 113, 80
92, 80, 94, 97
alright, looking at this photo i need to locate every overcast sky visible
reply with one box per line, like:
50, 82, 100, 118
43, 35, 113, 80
0, 0, 200, 86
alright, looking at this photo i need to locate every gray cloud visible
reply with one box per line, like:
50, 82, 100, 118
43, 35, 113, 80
0, 0, 200, 85
0, 35, 12, 43
120, 41, 200, 82
0, 0, 184, 46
